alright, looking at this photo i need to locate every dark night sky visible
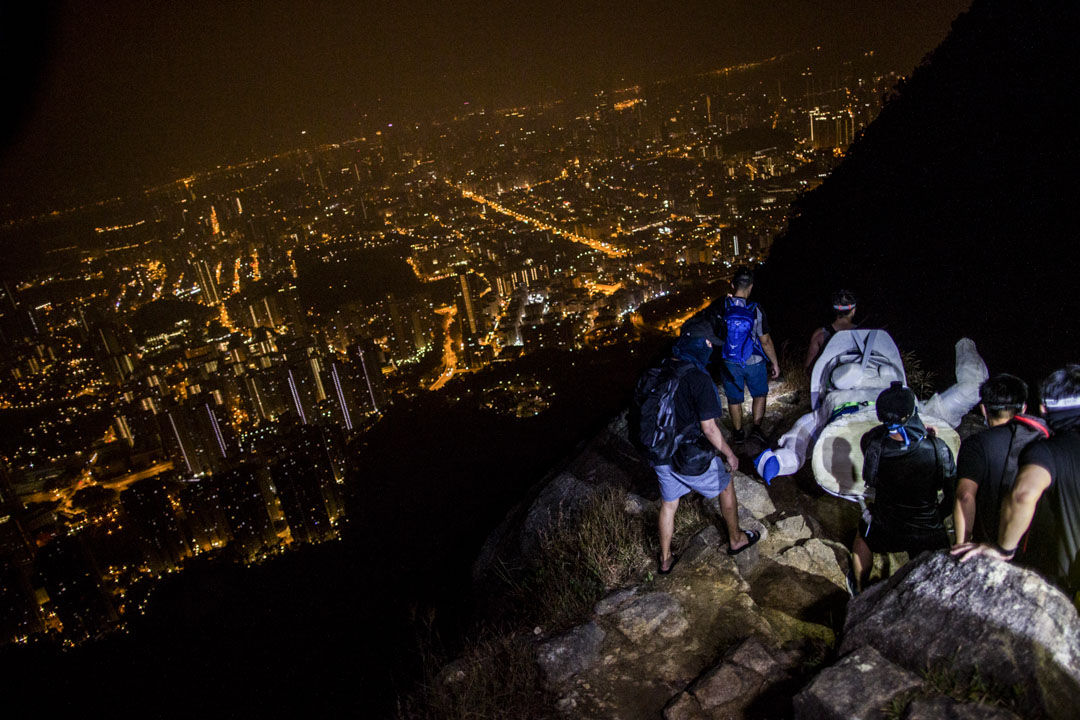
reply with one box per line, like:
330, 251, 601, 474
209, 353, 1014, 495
0, 1, 970, 212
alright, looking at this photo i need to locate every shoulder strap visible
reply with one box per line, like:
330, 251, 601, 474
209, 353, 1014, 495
1000, 417, 1050, 488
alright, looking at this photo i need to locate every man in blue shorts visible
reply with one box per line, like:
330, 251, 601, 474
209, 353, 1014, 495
656, 332, 759, 574
685, 267, 779, 444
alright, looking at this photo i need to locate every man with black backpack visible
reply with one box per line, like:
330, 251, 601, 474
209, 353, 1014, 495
631, 332, 757, 576
849, 382, 956, 594
683, 266, 779, 445
952, 374, 1049, 550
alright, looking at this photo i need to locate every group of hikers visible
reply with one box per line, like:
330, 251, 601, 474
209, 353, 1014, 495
633, 266, 1080, 603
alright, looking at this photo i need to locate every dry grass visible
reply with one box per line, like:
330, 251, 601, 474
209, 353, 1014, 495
883, 664, 1040, 720
396, 623, 549, 720
778, 339, 811, 394
901, 349, 938, 400
520, 486, 653, 628
398, 486, 718, 718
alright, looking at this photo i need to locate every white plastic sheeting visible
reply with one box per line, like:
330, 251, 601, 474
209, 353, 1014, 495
757, 331, 987, 501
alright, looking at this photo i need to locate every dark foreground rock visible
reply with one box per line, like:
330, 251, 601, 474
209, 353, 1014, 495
797, 551, 1080, 719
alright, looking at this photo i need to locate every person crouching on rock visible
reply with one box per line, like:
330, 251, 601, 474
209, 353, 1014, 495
656, 332, 759, 575
849, 382, 956, 594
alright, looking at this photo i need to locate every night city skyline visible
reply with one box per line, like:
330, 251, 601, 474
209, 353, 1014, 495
1, 1, 968, 215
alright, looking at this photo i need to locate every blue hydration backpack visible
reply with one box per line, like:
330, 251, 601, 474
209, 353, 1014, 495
722, 297, 759, 363
630, 360, 696, 465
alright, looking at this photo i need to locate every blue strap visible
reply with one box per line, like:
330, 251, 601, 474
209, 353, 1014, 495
886, 423, 911, 447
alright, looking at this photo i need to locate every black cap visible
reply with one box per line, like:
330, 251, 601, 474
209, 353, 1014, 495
680, 316, 723, 347
876, 381, 916, 425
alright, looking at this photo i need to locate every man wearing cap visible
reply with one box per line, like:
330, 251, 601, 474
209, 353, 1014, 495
850, 382, 956, 594
804, 289, 858, 371
655, 333, 758, 575
955, 365, 1080, 598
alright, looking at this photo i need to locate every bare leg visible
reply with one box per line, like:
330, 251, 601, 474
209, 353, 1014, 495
851, 535, 873, 591
659, 499, 680, 571
751, 395, 767, 426
729, 402, 745, 431
718, 481, 747, 551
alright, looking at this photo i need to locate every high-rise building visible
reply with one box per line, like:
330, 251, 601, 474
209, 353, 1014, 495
809, 107, 855, 150
271, 427, 344, 545
0, 462, 42, 642
34, 534, 118, 642
457, 272, 485, 336
214, 464, 279, 561
121, 479, 190, 572
347, 339, 389, 415
177, 478, 231, 553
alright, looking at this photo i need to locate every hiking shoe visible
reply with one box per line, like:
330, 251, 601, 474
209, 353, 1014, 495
749, 425, 767, 444
731, 427, 745, 444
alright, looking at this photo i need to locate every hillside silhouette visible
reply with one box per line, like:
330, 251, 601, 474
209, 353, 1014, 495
759, 0, 1079, 385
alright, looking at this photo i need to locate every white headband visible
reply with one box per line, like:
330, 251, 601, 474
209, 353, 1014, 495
1045, 396, 1080, 409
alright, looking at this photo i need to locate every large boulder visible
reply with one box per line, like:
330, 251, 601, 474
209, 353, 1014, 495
793, 645, 924, 719
840, 551, 1080, 719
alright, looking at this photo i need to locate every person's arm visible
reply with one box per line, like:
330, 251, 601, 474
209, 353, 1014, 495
804, 328, 825, 370
759, 333, 780, 378
701, 418, 739, 472
997, 464, 1051, 552
953, 463, 1051, 561
953, 477, 978, 545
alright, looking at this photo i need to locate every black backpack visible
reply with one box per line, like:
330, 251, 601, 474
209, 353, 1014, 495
629, 359, 697, 465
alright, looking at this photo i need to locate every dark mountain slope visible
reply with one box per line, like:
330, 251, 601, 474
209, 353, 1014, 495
759, 0, 1080, 383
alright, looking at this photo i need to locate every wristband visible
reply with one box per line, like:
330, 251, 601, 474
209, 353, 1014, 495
993, 542, 1017, 560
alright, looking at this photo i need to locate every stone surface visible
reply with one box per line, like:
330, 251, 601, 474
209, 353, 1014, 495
776, 539, 848, 591
537, 621, 605, 686
760, 608, 835, 647
520, 471, 596, 556
613, 592, 689, 643
594, 588, 637, 616
793, 645, 923, 720
623, 491, 653, 516
902, 696, 1022, 720
663, 636, 797, 720
731, 471, 776, 519
773, 514, 813, 543
841, 552, 1080, 720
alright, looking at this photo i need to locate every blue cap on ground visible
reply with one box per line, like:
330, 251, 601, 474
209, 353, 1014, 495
754, 449, 779, 485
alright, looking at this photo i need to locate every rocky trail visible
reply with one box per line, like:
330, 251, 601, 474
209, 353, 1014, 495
466, 380, 1080, 719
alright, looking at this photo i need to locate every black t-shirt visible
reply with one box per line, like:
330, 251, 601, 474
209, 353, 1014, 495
673, 365, 724, 435
1019, 431, 1080, 593
864, 431, 956, 534
956, 425, 1014, 543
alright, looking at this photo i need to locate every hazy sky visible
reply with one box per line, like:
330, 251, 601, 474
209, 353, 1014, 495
0, 1, 971, 212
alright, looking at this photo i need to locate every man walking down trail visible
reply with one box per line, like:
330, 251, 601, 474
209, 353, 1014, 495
952, 374, 1049, 547
693, 266, 779, 444
655, 334, 759, 574
955, 365, 1080, 599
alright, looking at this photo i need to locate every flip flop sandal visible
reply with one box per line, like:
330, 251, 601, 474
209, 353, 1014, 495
727, 529, 760, 556
658, 554, 680, 575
